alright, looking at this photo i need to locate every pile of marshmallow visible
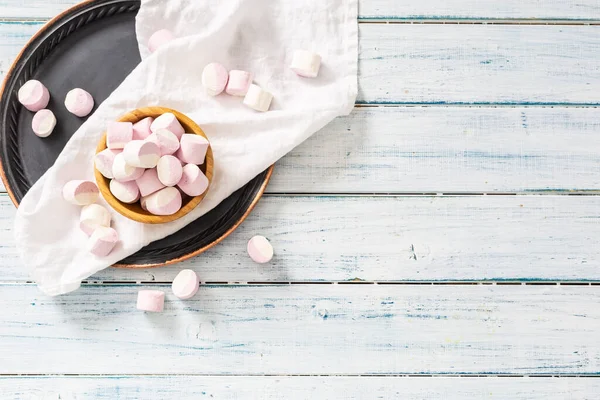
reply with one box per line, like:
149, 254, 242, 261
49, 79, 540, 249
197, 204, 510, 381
137, 235, 274, 312
18, 79, 94, 137
95, 112, 210, 216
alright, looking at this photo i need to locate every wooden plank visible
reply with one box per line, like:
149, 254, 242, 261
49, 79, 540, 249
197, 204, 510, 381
1, 376, 600, 399
1, 23, 599, 105
1, 0, 600, 20
1, 194, 599, 282
1, 285, 599, 374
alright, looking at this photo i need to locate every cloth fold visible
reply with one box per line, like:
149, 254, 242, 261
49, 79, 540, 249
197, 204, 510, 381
14, 0, 358, 296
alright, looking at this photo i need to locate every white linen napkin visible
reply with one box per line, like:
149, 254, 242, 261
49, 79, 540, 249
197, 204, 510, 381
14, 0, 358, 296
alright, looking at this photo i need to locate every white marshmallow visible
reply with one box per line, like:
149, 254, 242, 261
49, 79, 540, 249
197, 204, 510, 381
202, 63, 229, 96
247, 235, 274, 264
109, 179, 140, 204
177, 164, 209, 197
172, 269, 200, 300
226, 70, 253, 96
150, 113, 184, 139
176, 134, 210, 165
64, 88, 94, 117
80, 204, 111, 236
145, 187, 182, 216
18, 80, 50, 112
88, 226, 119, 257
123, 140, 161, 168
146, 128, 180, 156
290, 50, 321, 78
157, 155, 183, 187
137, 290, 165, 312
94, 149, 121, 179
243, 84, 273, 112
106, 122, 133, 150
62, 180, 99, 206
112, 153, 144, 182
31, 109, 56, 138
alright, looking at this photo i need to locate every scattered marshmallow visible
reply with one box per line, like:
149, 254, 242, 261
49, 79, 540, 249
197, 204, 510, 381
148, 29, 175, 53
110, 179, 140, 204
177, 164, 209, 197
157, 155, 183, 187
62, 180, 99, 206
247, 235, 274, 264
243, 84, 273, 112
112, 153, 144, 182
94, 149, 121, 179
18, 80, 50, 112
146, 128, 180, 156
31, 109, 56, 138
123, 140, 161, 169
172, 269, 200, 300
290, 50, 321, 78
176, 134, 210, 165
88, 226, 119, 257
106, 121, 133, 150
135, 168, 165, 197
64, 88, 94, 117
132, 117, 154, 140
150, 113, 184, 139
144, 187, 182, 216
80, 204, 111, 236
137, 290, 165, 312
225, 70, 253, 96
202, 63, 229, 96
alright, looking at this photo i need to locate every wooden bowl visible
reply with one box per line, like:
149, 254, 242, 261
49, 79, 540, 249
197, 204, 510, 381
95, 107, 214, 224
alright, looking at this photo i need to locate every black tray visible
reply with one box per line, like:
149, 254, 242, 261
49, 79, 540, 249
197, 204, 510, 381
0, 0, 272, 267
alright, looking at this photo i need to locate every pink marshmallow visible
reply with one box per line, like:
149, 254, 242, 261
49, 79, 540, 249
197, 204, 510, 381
150, 113, 185, 139
177, 164, 209, 197
18, 80, 50, 112
148, 29, 175, 53
123, 140, 161, 168
157, 155, 183, 187
145, 187, 182, 216
80, 204, 111, 236
135, 168, 165, 197
64, 88, 94, 117
137, 290, 165, 312
112, 153, 144, 182
94, 149, 121, 179
88, 226, 119, 257
146, 128, 180, 156
176, 134, 210, 165
107, 122, 133, 150
31, 109, 56, 138
226, 70, 253, 96
62, 180, 99, 206
247, 235, 274, 264
132, 117, 154, 140
109, 179, 140, 204
172, 269, 200, 300
202, 63, 229, 96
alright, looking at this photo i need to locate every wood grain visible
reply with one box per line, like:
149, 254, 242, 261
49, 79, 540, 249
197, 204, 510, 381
1, 284, 599, 374
1, 194, 599, 282
2, 376, 600, 399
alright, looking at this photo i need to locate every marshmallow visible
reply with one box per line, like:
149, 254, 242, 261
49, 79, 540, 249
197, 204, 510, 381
157, 155, 183, 187
247, 235, 274, 264
147, 128, 180, 156
107, 121, 133, 150
123, 140, 161, 168
177, 164, 209, 197
202, 63, 229, 96
94, 149, 121, 179
112, 153, 144, 182
145, 187, 182, 216
62, 180, 99, 206
148, 29, 175, 53
172, 269, 200, 300
140, 195, 150, 211
243, 84, 273, 112
225, 70, 253, 96
31, 109, 56, 138
18, 80, 50, 112
135, 168, 165, 197
64, 88, 94, 117
88, 226, 119, 257
137, 290, 165, 312
176, 134, 210, 165
290, 50, 321, 78
132, 117, 154, 140
80, 204, 111, 236
150, 113, 185, 139
109, 179, 140, 204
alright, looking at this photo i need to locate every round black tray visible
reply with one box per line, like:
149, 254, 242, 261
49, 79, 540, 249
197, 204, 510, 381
0, 0, 272, 267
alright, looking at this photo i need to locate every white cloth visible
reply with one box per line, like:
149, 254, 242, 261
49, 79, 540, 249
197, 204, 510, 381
14, 0, 358, 296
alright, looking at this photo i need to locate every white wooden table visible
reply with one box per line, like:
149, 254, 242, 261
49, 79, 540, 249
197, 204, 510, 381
1, 1, 600, 398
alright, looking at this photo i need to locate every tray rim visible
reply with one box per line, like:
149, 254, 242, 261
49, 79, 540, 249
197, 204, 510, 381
0, 0, 275, 269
